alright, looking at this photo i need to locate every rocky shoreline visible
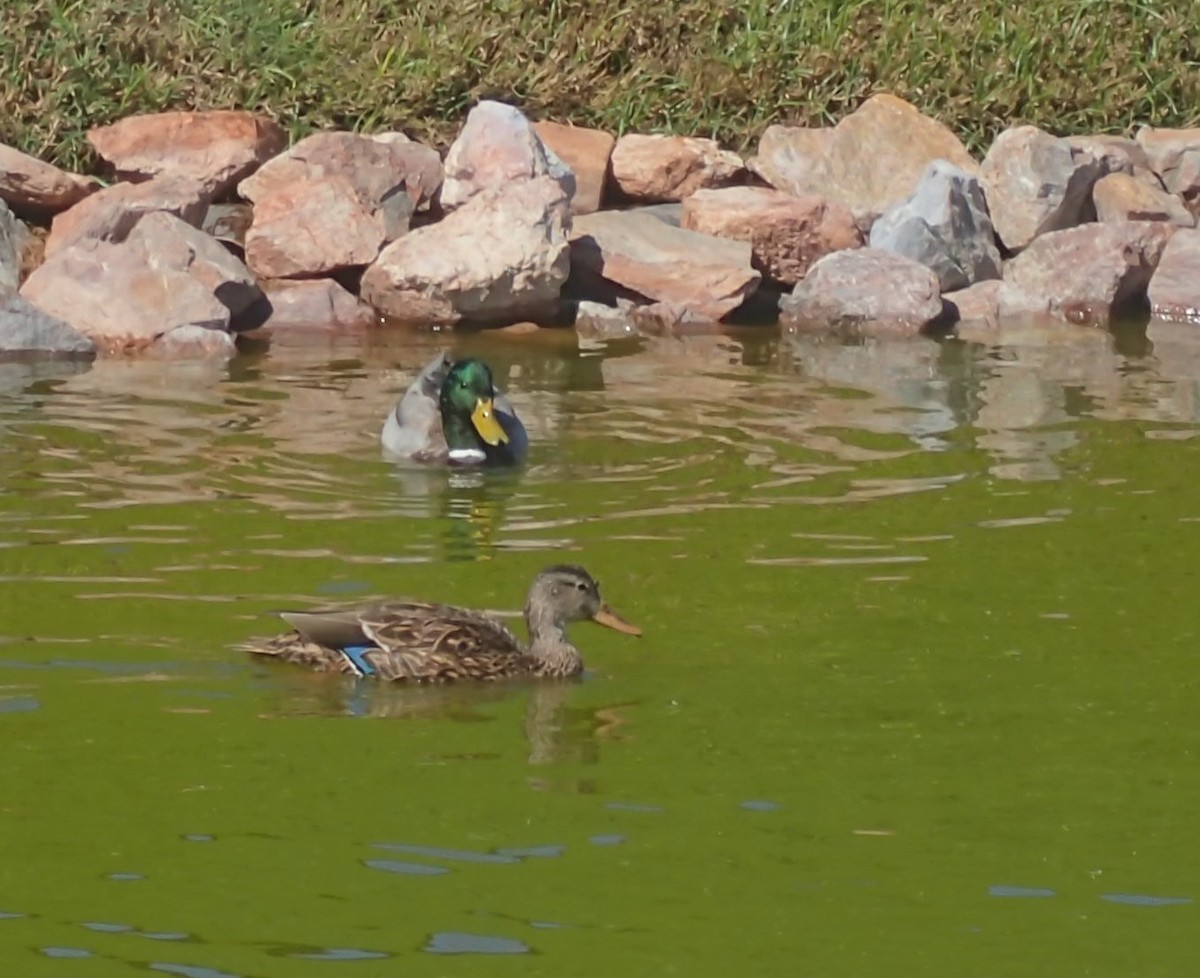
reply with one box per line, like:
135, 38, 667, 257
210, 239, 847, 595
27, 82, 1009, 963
1, 93, 1198, 359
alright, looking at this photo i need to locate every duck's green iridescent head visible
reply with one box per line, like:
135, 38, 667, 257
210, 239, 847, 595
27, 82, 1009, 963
438, 358, 508, 447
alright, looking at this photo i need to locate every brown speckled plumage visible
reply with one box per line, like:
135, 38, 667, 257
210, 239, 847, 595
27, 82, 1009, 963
240, 565, 641, 683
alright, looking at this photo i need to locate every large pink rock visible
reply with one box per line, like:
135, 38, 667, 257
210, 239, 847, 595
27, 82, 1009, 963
360, 176, 570, 325
1147, 228, 1200, 324
680, 186, 861, 285
998, 221, 1175, 326
44, 176, 209, 257
571, 209, 760, 319
981, 126, 1108, 252
748, 94, 977, 221
532, 121, 615, 214
0, 143, 100, 214
779, 248, 945, 335
1092, 172, 1193, 227
243, 175, 384, 279
87, 110, 285, 198
441, 101, 574, 210
238, 131, 442, 223
1135, 127, 1200, 206
610, 134, 744, 203
21, 237, 231, 355
259, 278, 377, 330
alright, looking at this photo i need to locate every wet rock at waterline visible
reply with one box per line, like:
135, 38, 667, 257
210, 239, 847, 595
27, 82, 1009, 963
570, 209, 760, 320
360, 176, 570, 325
441, 101, 574, 211
680, 186, 861, 287
779, 248, 945, 335
0, 290, 96, 357
87, 110, 286, 199
996, 221, 1175, 326
0, 142, 100, 215
609, 134, 744, 203
1147, 228, 1200, 325
257, 278, 377, 331
980, 126, 1108, 252
869, 160, 1001, 291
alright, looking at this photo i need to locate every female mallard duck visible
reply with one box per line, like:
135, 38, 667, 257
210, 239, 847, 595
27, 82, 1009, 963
242, 565, 641, 682
382, 351, 528, 465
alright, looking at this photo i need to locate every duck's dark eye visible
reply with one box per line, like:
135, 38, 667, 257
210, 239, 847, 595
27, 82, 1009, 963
575, 581, 588, 592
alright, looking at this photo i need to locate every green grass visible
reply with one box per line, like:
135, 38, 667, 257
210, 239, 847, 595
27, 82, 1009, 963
2, 0, 1198, 173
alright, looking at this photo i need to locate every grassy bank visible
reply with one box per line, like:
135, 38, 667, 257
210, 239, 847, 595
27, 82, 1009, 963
2, 0, 1198, 173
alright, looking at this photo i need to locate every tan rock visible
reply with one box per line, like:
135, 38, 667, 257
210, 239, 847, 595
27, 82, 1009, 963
610, 134, 744, 203
779, 248, 945, 335
45, 176, 209, 258
981, 126, 1108, 252
87, 110, 286, 199
259, 278, 377, 330
21, 237, 231, 354
532, 121, 615, 214
1148, 228, 1200, 324
746, 125, 835, 198
999, 221, 1175, 326
0, 143, 100, 214
574, 300, 638, 342
238, 130, 442, 224
243, 174, 384, 279
441, 101, 574, 210
1064, 134, 1160, 186
361, 176, 570, 325
1093, 172, 1193, 227
1135, 127, 1200, 204
944, 279, 1003, 326
570, 209, 760, 319
680, 186, 861, 285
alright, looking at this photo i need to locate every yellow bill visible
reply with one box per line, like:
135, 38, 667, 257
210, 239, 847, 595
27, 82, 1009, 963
471, 397, 509, 446
592, 603, 643, 637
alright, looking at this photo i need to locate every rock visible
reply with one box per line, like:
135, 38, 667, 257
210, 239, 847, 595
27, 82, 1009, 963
0, 200, 20, 291
258, 278, 377, 330
635, 203, 684, 227
573, 300, 638, 341
202, 202, 254, 249
146, 325, 238, 359
532, 121, 615, 214
610, 134, 744, 203
981, 126, 1108, 252
869, 160, 1001, 291
779, 248, 945, 335
570, 209, 760, 319
441, 101, 574, 210
360, 176, 570, 325
1135, 127, 1200, 209
1064, 135, 1160, 186
127, 212, 265, 327
1148, 228, 1200, 324
944, 279, 1003, 326
243, 174, 384, 279
0, 290, 96, 357
238, 130, 442, 224
0, 143, 100, 214
44, 175, 209, 258
680, 185, 861, 286
87, 110, 286, 199
998, 221, 1175, 326
21, 236, 231, 354
747, 126, 836, 198
1092, 172, 1193, 227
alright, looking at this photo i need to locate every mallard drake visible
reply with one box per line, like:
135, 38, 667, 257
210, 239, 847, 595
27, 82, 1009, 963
242, 565, 641, 682
382, 351, 529, 465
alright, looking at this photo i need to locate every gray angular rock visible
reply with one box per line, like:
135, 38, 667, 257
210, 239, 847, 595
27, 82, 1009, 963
0, 200, 20, 292
780, 247, 945, 334
869, 160, 1001, 291
0, 290, 96, 356
981, 126, 1108, 252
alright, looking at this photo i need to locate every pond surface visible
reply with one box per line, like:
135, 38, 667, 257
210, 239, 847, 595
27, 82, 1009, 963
1, 319, 1198, 976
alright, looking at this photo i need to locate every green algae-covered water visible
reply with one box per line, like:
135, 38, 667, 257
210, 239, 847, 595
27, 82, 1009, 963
2, 322, 1198, 976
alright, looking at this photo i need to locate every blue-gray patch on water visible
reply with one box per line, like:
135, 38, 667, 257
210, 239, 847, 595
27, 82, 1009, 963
988, 885, 1056, 898
183, 834, 214, 843
424, 932, 530, 955
84, 922, 134, 933
314, 580, 373, 595
495, 845, 565, 859
604, 802, 663, 813
290, 947, 390, 960
372, 843, 518, 864
0, 696, 39, 713
41, 947, 92, 958
1100, 893, 1193, 907
150, 963, 241, 978
363, 859, 450, 876
530, 920, 572, 930
0, 911, 24, 919
142, 932, 192, 941
588, 834, 625, 846
107, 872, 144, 882
740, 800, 780, 811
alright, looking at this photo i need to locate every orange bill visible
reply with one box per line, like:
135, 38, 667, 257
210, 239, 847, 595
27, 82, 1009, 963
471, 397, 509, 446
592, 603, 643, 637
